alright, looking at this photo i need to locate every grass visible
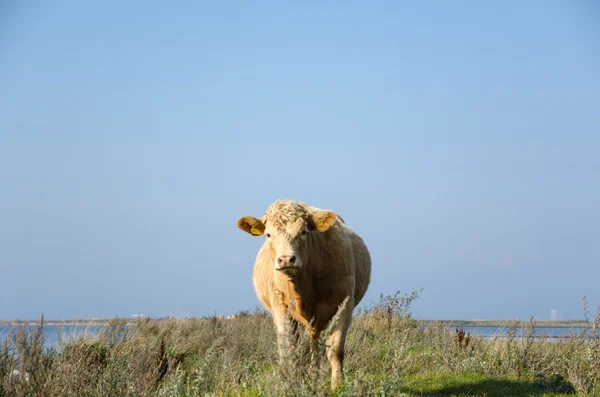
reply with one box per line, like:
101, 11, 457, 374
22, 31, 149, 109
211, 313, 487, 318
0, 290, 598, 397
400, 372, 571, 397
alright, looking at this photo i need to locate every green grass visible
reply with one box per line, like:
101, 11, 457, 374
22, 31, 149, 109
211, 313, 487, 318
399, 372, 573, 397
0, 290, 598, 396
193, 372, 574, 397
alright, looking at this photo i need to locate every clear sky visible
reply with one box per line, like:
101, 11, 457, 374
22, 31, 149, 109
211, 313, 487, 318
1, 1, 599, 321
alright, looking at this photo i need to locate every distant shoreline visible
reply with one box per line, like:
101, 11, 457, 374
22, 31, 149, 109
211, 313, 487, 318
0, 318, 591, 328
428, 319, 590, 328
0, 319, 134, 327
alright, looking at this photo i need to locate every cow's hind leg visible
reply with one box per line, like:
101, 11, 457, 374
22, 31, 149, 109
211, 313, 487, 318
325, 297, 353, 389
289, 318, 307, 362
309, 327, 321, 373
290, 318, 301, 345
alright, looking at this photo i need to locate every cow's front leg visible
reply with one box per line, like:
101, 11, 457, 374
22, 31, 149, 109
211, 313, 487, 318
325, 297, 353, 390
271, 293, 299, 368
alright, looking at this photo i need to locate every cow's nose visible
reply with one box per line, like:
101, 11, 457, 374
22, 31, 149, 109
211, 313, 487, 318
277, 255, 296, 267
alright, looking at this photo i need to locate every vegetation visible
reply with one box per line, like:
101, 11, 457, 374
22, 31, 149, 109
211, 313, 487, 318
0, 290, 598, 397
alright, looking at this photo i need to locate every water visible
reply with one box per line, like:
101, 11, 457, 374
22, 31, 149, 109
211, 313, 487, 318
0, 324, 107, 350
0, 323, 592, 350
449, 325, 589, 340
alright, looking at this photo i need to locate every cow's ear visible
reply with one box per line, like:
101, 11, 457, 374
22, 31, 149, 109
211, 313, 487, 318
237, 216, 265, 236
311, 210, 337, 232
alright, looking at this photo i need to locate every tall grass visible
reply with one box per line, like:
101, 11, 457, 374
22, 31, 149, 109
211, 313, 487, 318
0, 292, 598, 396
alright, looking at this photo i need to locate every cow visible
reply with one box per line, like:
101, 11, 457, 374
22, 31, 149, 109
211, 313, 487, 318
236, 199, 371, 389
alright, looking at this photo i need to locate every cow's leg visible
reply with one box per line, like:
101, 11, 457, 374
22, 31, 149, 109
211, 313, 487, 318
309, 327, 320, 372
270, 294, 296, 367
272, 308, 289, 362
325, 298, 353, 389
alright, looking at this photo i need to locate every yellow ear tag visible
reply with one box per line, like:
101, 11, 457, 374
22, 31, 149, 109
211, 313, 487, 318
317, 221, 324, 228
250, 227, 261, 235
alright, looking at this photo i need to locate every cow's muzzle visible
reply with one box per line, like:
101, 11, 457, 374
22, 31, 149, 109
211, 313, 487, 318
275, 255, 302, 275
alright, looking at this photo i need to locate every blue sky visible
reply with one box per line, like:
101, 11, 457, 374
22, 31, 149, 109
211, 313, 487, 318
1, 1, 599, 321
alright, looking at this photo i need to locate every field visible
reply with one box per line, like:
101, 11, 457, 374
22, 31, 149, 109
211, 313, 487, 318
1, 291, 598, 397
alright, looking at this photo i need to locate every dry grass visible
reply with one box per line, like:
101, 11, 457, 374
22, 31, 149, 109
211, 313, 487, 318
0, 291, 598, 396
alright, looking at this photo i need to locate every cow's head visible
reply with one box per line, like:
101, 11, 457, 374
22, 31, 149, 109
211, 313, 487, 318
237, 200, 337, 277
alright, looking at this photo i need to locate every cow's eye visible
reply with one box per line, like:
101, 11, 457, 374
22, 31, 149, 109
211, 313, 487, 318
266, 233, 271, 238
301, 230, 307, 236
